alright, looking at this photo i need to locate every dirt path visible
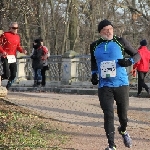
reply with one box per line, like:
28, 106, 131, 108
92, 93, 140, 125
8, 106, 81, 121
5, 92, 150, 150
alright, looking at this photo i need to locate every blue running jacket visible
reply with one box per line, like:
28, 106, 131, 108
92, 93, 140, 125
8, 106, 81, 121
90, 36, 141, 88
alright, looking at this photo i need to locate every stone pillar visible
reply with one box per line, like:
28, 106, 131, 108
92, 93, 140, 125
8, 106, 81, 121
61, 50, 79, 85
15, 53, 28, 83
0, 30, 3, 35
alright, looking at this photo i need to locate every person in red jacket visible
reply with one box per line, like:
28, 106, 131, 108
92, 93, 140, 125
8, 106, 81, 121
133, 39, 150, 97
0, 22, 27, 90
40, 38, 50, 87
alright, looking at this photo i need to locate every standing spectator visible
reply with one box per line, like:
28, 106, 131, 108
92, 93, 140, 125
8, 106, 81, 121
90, 19, 141, 150
0, 22, 27, 90
31, 38, 50, 87
133, 39, 150, 97
31, 39, 44, 87
40, 39, 50, 87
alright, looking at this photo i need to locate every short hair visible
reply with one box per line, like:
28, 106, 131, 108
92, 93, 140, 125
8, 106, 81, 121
9, 22, 18, 27
34, 39, 41, 44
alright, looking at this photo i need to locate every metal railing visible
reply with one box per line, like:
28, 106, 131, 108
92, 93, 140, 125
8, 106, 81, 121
17, 55, 92, 82
19, 55, 62, 81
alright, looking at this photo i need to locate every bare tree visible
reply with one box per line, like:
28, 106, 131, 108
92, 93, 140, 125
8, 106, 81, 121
1, 0, 150, 54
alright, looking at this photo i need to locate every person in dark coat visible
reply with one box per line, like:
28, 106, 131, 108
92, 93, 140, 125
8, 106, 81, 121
31, 39, 44, 87
133, 39, 150, 97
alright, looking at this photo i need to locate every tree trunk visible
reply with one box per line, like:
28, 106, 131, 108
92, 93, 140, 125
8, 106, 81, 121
61, 0, 71, 55
68, 0, 78, 52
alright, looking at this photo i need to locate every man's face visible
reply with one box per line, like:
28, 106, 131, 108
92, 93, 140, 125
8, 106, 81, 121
10, 23, 18, 34
100, 25, 113, 40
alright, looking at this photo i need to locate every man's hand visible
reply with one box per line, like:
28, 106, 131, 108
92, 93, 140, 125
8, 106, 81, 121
91, 73, 99, 85
2, 51, 7, 56
118, 58, 132, 67
1, 51, 7, 56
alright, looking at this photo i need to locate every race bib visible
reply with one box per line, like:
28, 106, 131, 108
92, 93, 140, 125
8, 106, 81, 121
7, 55, 16, 63
100, 60, 116, 78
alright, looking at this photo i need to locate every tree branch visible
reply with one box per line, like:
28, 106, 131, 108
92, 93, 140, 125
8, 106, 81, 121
111, 2, 150, 21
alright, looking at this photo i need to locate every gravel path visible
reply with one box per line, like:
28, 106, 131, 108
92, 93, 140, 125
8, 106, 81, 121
6, 92, 150, 150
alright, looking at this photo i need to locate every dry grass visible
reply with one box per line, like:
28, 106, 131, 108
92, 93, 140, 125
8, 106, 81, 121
0, 98, 69, 150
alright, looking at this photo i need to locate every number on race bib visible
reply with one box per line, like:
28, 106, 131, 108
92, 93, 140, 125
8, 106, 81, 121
100, 61, 116, 78
7, 55, 16, 63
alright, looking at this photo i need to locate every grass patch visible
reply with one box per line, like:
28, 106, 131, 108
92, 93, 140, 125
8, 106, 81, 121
0, 99, 69, 150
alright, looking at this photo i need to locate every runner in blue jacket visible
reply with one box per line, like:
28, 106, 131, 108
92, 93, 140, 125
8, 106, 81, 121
90, 19, 141, 150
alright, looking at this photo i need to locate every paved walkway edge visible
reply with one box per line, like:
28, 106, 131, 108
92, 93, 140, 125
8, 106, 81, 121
8, 86, 145, 97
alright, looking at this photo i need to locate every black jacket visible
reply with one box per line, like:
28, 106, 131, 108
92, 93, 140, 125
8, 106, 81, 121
31, 47, 44, 69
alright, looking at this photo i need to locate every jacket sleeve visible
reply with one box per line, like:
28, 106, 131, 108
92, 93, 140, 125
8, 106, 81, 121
37, 49, 44, 59
90, 42, 98, 74
120, 37, 141, 63
17, 43, 24, 53
44, 46, 50, 57
0, 34, 6, 53
133, 62, 139, 69
16, 35, 25, 53
31, 49, 43, 59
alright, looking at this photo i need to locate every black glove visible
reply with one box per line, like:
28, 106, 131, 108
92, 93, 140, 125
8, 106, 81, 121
91, 73, 99, 85
30, 55, 35, 59
118, 58, 132, 67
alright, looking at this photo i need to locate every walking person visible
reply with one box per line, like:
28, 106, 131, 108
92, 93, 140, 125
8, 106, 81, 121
40, 39, 50, 87
90, 19, 141, 150
133, 39, 150, 97
31, 39, 45, 87
0, 22, 27, 90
